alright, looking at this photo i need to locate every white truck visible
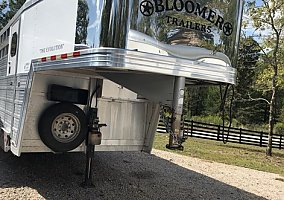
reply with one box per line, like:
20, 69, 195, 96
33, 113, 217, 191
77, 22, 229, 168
0, 0, 243, 177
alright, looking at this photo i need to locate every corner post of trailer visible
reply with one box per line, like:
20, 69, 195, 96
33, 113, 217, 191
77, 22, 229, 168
167, 76, 185, 150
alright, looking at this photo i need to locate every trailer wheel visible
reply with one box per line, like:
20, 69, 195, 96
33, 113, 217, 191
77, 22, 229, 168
38, 103, 87, 152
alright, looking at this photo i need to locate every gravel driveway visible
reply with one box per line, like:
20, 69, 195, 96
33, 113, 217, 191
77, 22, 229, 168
0, 148, 283, 200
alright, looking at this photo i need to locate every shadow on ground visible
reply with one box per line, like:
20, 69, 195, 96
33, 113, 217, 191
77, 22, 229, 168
0, 150, 265, 200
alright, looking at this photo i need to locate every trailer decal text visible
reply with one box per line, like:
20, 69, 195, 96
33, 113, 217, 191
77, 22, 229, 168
140, 0, 233, 36
40, 44, 65, 54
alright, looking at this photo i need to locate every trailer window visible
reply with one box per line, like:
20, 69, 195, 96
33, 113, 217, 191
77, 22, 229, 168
5, 45, 9, 55
10, 32, 18, 57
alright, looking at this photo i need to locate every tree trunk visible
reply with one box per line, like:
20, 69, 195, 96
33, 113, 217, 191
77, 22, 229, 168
265, 14, 279, 156
266, 101, 274, 156
266, 71, 277, 156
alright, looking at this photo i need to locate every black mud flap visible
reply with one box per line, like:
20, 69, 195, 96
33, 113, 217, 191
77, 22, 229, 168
0, 130, 10, 152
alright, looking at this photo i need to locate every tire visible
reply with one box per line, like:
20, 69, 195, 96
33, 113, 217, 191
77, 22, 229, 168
38, 103, 87, 152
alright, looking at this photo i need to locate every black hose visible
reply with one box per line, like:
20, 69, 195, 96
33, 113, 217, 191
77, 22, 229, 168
88, 83, 100, 110
222, 85, 235, 144
220, 84, 229, 143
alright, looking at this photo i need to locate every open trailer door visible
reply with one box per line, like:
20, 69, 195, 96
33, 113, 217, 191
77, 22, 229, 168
7, 19, 22, 156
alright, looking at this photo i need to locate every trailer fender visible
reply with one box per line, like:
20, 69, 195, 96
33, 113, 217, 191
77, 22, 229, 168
38, 103, 87, 152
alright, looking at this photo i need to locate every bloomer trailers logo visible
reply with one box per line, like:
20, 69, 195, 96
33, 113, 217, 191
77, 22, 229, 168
140, 0, 233, 36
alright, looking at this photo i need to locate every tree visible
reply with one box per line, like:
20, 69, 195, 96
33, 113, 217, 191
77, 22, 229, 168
234, 36, 267, 125
247, 0, 284, 156
75, 0, 89, 44
0, 0, 8, 30
7, 0, 26, 17
0, 0, 26, 30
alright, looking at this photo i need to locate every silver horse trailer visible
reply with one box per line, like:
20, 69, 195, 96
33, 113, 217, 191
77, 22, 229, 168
0, 0, 243, 165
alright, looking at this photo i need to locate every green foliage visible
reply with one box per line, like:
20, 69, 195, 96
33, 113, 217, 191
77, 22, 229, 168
274, 123, 284, 135
184, 86, 208, 117
236, 37, 260, 93
8, 0, 26, 15
234, 36, 269, 125
0, 0, 26, 31
202, 86, 221, 115
184, 85, 222, 119
246, 0, 284, 91
247, 0, 284, 31
0, 0, 8, 30
235, 99, 268, 125
190, 115, 241, 128
279, 108, 284, 122
191, 115, 223, 125
244, 1, 284, 155
255, 60, 284, 90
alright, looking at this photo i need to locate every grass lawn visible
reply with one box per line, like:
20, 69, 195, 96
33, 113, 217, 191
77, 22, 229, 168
153, 133, 284, 177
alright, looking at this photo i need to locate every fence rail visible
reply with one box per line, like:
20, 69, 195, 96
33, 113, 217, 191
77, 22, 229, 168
157, 120, 284, 150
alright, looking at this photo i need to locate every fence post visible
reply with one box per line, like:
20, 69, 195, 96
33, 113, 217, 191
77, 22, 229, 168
185, 121, 189, 136
260, 132, 263, 147
280, 135, 282, 150
217, 125, 220, 141
191, 120, 193, 137
239, 128, 242, 144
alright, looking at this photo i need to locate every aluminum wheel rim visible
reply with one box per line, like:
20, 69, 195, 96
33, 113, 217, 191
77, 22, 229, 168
51, 113, 81, 143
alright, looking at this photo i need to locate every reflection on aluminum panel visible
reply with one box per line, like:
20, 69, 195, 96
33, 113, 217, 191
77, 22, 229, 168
130, 0, 243, 67
75, 0, 131, 48
74, 0, 243, 68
